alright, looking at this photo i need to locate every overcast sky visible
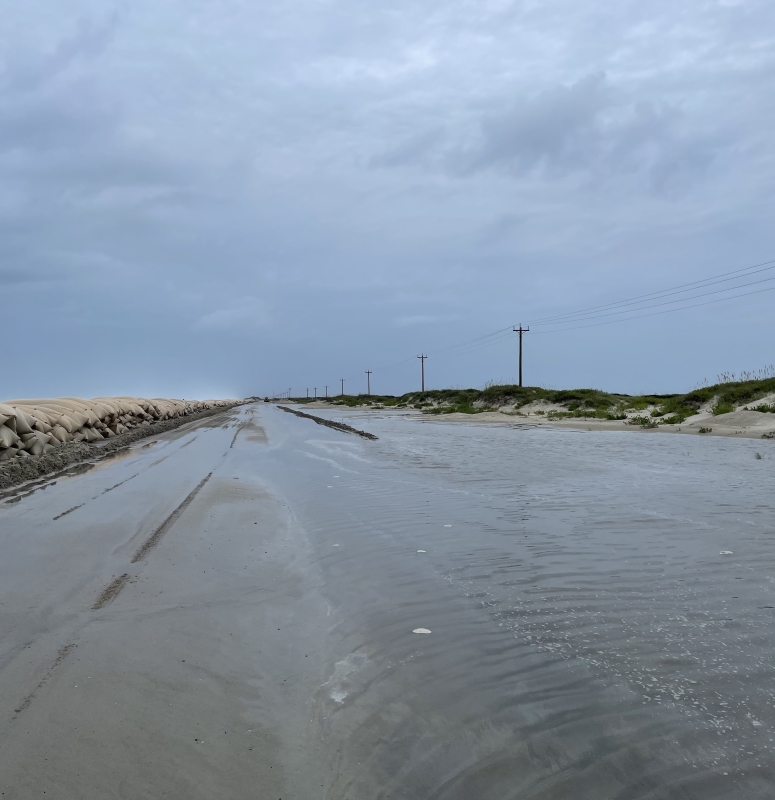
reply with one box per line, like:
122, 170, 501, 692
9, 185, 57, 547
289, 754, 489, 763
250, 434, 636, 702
2, 0, 774, 399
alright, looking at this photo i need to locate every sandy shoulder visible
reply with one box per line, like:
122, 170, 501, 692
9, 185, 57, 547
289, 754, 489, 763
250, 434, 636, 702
291, 402, 775, 439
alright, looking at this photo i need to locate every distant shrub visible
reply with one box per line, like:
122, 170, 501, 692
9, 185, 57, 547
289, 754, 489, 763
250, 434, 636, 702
628, 416, 658, 428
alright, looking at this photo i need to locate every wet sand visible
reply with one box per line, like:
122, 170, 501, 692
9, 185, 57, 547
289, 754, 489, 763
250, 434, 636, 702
2, 404, 775, 797
0, 408, 330, 797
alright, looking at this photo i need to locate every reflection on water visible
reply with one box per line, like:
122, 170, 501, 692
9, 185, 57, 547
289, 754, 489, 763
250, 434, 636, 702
0, 442, 158, 505
271, 410, 775, 798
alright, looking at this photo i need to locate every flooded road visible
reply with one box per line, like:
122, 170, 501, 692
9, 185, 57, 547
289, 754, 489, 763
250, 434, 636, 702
1, 403, 774, 798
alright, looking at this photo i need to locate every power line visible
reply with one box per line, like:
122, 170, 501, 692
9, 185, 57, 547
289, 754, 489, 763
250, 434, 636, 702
530, 272, 775, 327
424, 281, 775, 362
315, 256, 775, 390
528, 268, 775, 326
529, 283, 775, 335
424, 259, 775, 366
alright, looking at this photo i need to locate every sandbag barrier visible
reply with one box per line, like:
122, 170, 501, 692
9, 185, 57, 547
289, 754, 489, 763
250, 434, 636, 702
0, 397, 236, 461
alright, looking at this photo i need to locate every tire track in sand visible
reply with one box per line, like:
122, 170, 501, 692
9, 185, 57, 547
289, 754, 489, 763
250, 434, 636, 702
13, 644, 77, 718
131, 472, 213, 563
92, 574, 131, 610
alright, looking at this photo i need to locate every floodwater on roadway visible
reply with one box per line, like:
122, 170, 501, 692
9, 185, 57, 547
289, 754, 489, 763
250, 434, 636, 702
2, 404, 774, 798
269, 407, 775, 798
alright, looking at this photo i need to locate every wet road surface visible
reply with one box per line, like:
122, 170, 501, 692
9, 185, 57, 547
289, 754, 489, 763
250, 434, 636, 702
1, 403, 775, 798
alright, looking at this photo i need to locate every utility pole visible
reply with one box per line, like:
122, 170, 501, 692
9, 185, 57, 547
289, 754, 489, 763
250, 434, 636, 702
513, 325, 529, 387
340, 378, 345, 396
365, 370, 372, 396
288, 388, 291, 400
417, 354, 427, 392
325, 385, 328, 398
306, 388, 309, 399
314, 388, 317, 399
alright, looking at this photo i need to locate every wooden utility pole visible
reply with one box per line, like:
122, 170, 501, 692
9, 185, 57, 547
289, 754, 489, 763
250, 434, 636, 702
340, 378, 345, 396
365, 370, 372, 395
325, 385, 328, 398
417, 354, 427, 392
513, 326, 529, 387
306, 388, 309, 399
314, 388, 317, 399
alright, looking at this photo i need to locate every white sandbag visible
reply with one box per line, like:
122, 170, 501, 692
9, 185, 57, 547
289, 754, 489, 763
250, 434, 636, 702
13, 409, 34, 435
0, 425, 20, 449
55, 415, 78, 434
24, 407, 56, 428
51, 425, 71, 443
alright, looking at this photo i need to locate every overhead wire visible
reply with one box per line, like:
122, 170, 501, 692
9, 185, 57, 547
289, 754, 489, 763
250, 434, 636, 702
525, 257, 775, 326
424, 256, 775, 360
316, 255, 775, 392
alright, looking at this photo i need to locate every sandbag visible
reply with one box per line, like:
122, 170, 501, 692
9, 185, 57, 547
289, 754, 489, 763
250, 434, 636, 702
0, 425, 20, 449
14, 409, 34, 435
0, 395, 237, 461
51, 425, 72, 443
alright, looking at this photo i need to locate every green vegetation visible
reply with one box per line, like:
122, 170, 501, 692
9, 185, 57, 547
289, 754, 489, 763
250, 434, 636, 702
318, 376, 775, 423
628, 415, 659, 428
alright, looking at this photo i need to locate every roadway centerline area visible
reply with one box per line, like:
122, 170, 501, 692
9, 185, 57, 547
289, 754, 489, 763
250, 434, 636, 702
0, 404, 333, 799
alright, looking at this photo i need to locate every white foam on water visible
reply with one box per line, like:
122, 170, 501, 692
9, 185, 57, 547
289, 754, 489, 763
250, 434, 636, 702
413, 628, 432, 634
325, 653, 368, 703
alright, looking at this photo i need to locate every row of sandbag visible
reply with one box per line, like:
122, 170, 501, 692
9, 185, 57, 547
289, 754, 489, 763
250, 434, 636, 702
0, 397, 235, 461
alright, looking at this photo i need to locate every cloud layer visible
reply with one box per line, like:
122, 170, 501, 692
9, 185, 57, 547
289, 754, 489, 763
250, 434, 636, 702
2, 0, 774, 397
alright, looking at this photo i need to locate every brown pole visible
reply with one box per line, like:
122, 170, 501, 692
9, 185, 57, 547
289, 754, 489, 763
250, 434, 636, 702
417, 355, 427, 392
512, 326, 529, 387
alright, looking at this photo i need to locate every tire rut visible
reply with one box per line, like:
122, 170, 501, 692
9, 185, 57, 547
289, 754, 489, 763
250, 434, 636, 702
92, 574, 131, 610
13, 643, 77, 718
131, 472, 213, 563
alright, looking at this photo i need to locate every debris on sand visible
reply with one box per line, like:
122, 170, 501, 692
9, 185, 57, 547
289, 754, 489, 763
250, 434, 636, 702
277, 405, 377, 440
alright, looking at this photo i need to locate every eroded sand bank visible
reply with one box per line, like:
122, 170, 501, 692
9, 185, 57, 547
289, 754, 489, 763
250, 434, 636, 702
297, 401, 775, 439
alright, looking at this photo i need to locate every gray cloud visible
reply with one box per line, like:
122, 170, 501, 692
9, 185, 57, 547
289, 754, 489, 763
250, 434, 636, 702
1, 0, 774, 398
465, 73, 611, 174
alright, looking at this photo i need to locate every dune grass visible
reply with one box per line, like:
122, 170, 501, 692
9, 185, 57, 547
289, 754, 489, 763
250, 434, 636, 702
323, 376, 775, 423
